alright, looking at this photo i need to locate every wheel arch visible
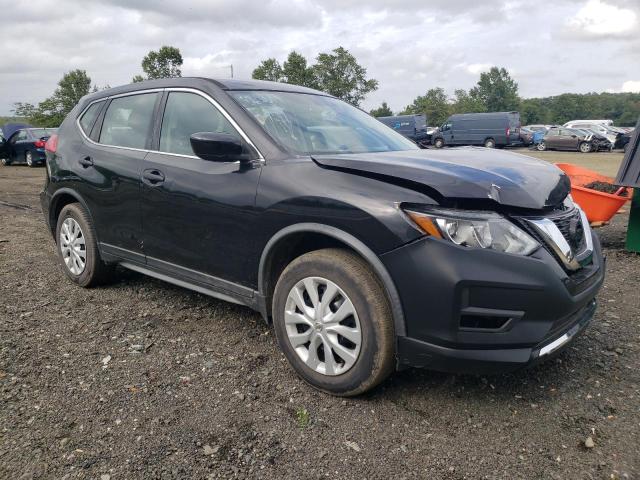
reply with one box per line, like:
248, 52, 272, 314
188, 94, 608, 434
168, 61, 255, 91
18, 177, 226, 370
258, 223, 406, 337
48, 189, 96, 242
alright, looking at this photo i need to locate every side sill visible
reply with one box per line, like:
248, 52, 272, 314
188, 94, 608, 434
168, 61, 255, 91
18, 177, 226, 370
119, 261, 260, 311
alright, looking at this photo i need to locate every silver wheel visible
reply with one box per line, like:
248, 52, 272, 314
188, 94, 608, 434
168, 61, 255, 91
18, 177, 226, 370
537, 141, 546, 151
26, 151, 33, 167
579, 142, 591, 153
484, 138, 495, 148
284, 276, 362, 376
59, 217, 86, 275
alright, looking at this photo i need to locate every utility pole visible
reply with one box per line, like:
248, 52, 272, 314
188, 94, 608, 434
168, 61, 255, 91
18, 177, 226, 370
230, 64, 234, 78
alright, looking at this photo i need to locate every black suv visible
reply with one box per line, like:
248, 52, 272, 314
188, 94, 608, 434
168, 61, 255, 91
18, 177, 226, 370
41, 78, 604, 396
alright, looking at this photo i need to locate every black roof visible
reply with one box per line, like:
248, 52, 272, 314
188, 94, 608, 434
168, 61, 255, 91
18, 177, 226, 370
81, 77, 326, 105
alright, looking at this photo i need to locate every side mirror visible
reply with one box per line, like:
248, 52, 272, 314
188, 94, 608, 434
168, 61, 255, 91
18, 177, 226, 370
190, 132, 244, 161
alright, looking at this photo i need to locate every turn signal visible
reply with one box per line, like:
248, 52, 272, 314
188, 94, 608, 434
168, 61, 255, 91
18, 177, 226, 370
405, 210, 442, 238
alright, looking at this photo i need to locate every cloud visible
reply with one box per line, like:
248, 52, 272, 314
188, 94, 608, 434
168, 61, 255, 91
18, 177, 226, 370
0, 0, 639, 117
621, 80, 640, 93
464, 64, 492, 75
566, 0, 638, 38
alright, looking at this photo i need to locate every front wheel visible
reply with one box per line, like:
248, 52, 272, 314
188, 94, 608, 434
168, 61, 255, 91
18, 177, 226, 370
537, 141, 547, 151
434, 138, 445, 148
1, 158, 11, 166
579, 141, 591, 153
272, 249, 395, 396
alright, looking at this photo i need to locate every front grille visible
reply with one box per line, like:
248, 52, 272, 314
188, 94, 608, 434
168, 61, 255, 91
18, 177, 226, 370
516, 207, 590, 273
551, 208, 585, 252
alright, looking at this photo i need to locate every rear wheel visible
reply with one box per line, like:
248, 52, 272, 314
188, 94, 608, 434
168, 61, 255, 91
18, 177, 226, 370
434, 138, 445, 148
537, 141, 547, 151
272, 248, 395, 396
26, 151, 34, 167
579, 141, 591, 153
55, 203, 114, 287
483, 138, 496, 148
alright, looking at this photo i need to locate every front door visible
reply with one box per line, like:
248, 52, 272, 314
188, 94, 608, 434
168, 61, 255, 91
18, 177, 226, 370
8, 129, 29, 162
140, 90, 262, 289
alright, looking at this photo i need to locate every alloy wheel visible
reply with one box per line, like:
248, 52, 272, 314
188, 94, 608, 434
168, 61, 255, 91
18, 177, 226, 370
59, 217, 86, 275
284, 276, 362, 376
26, 151, 33, 167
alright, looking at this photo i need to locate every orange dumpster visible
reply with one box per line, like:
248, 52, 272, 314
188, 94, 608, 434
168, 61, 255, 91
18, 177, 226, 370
555, 163, 631, 223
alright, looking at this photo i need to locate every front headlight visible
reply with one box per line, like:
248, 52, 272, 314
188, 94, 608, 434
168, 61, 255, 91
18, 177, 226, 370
404, 208, 539, 256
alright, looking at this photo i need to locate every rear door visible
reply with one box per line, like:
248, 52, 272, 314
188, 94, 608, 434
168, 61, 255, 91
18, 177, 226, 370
139, 89, 262, 288
76, 91, 160, 262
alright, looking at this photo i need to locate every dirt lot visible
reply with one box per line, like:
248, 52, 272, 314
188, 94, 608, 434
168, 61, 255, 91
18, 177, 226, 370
1, 152, 639, 479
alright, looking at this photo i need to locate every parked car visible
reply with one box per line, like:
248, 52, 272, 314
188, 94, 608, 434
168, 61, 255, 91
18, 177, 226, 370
0, 126, 58, 167
378, 114, 430, 147
432, 112, 521, 148
520, 126, 534, 146
571, 128, 613, 151
563, 122, 618, 145
41, 78, 604, 395
537, 127, 594, 152
563, 119, 613, 127
524, 125, 550, 132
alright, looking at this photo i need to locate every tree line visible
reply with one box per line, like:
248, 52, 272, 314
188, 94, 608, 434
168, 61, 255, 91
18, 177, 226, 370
9, 45, 640, 128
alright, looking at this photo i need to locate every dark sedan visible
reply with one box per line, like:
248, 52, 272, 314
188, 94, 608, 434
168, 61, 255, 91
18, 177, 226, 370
0, 127, 58, 167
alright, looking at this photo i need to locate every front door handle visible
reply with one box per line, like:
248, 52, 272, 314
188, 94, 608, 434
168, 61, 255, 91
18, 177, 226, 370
142, 169, 165, 185
79, 156, 93, 168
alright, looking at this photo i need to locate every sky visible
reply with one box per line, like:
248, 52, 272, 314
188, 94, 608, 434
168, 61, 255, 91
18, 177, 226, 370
0, 0, 639, 115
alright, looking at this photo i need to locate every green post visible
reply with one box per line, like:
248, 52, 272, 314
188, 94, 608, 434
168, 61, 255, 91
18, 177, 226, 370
627, 188, 640, 253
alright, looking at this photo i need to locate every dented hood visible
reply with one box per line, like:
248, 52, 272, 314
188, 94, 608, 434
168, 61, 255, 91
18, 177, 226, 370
312, 147, 570, 209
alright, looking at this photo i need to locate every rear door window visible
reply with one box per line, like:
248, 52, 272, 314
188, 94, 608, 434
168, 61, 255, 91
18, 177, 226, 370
159, 91, 238, 156
79, 101, 105, 135
99, 93, 158, 149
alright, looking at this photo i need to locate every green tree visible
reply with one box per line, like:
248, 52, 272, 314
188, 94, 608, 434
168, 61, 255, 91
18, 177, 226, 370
370, 102, 393, 117
139, 46, 183, 80
469, 67, 520, 112
282, 51, 316, 88
131, 75, 145, 83
450, 89, 486, 114
252, 47, 378, 106
252, 58, 283, 82
312, 47, 378, 106
13, 69, 92, 127
401, 87, 450, 126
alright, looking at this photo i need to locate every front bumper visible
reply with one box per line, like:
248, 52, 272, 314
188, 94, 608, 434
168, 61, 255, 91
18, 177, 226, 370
382, 231, 604, 374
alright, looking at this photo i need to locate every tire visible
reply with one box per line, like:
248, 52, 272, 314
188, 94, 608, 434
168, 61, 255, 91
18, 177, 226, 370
1, 158, 10, 166
26, 150, 34, 167
55, 203, 114, 287
272, 248, 395, 396
537, 141, 547, 151
434, 138, 444, 148
483, 138, 496, 148
579, 141, 591, 153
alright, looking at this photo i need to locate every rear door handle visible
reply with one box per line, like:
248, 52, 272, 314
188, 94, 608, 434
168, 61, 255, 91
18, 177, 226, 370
142, 169, 165, 185
79, 156, 93, 168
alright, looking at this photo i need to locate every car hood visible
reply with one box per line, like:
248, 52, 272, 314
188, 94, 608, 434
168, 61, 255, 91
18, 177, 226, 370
312, 147, 570, 210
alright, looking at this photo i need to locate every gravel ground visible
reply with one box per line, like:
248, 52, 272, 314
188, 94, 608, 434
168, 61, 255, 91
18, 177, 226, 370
1, 163, 639, 479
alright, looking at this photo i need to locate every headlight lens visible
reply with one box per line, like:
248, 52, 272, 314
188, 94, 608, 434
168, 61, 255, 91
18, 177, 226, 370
404, 208, 539, 256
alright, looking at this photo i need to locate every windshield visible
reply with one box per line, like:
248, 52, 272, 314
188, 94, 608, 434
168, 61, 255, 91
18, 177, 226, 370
229, 91, 418, 155
29, 128, 56, 139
